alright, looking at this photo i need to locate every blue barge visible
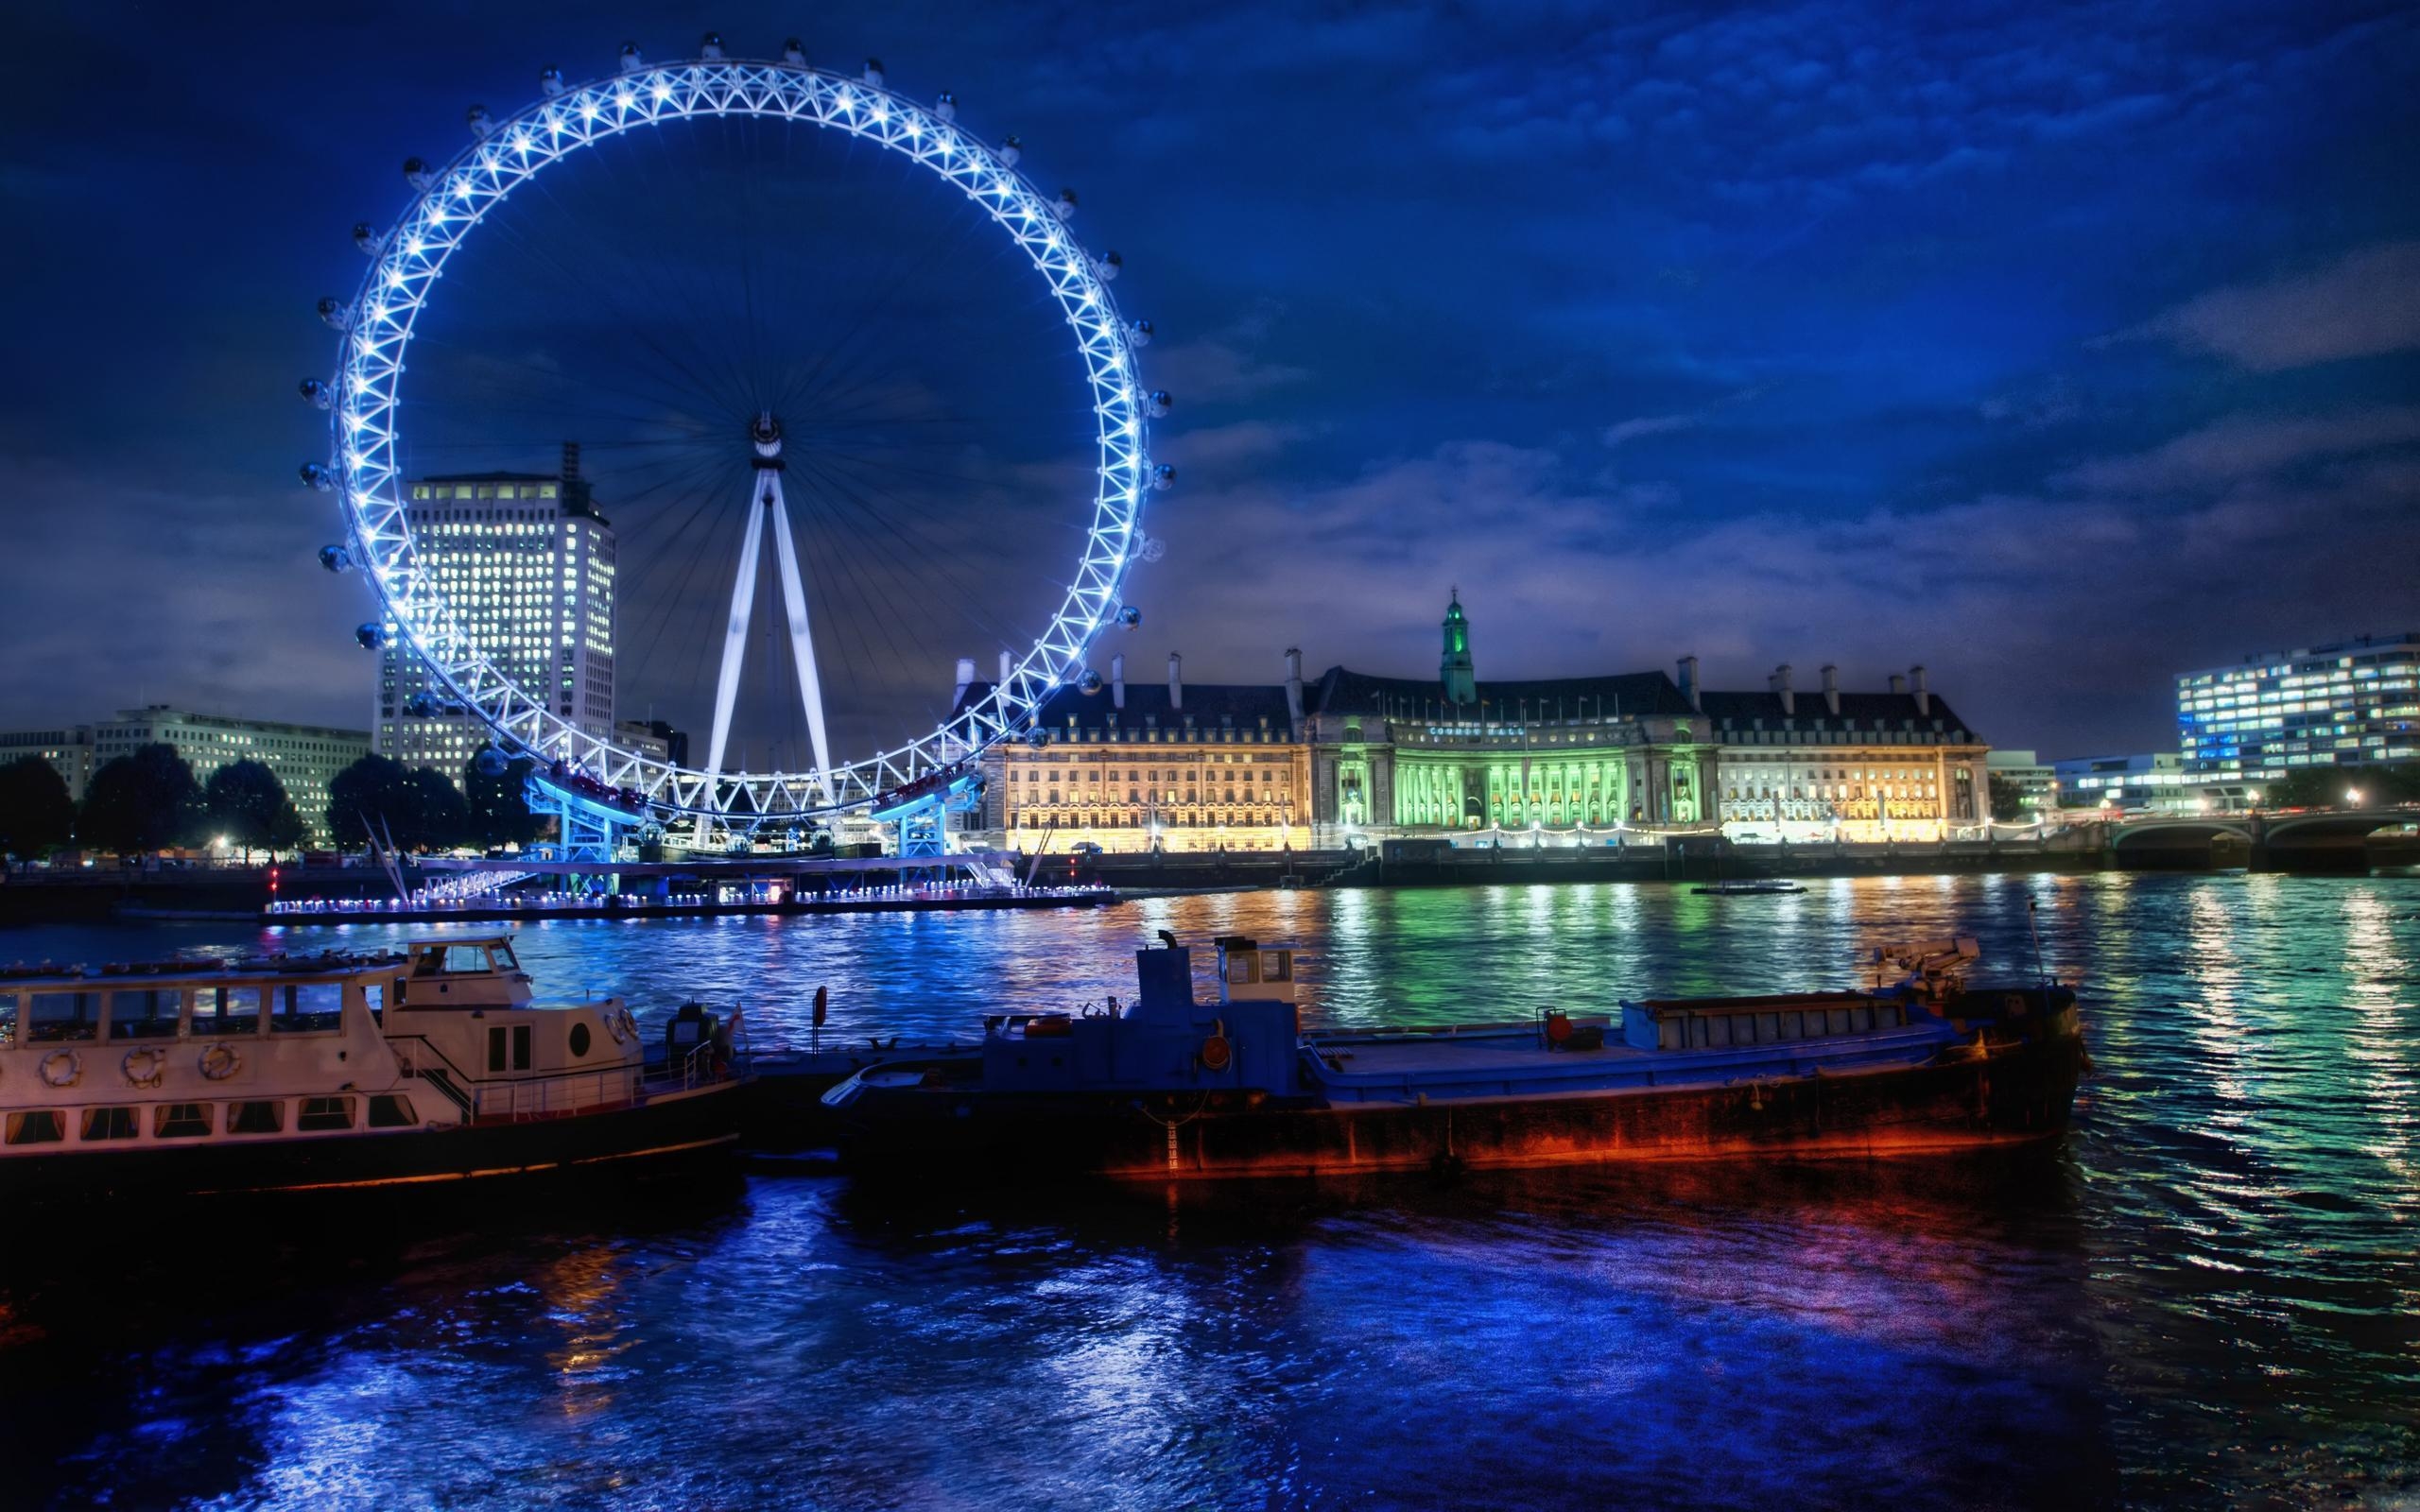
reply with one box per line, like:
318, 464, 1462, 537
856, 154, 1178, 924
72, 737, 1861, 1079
822, 936, 2086, 1180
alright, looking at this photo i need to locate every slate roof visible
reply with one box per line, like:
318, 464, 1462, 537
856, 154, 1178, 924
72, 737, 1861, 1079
1692, 688, 1976, 737
1307, 665, 1696, 720
952, 679, 1296, 732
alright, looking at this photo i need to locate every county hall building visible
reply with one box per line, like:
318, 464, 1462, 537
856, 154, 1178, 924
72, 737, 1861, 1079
958, 593, 1990, 851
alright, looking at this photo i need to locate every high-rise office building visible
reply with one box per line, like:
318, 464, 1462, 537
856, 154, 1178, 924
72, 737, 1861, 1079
2177, 632, 2420, 780
378, 446, 616, 778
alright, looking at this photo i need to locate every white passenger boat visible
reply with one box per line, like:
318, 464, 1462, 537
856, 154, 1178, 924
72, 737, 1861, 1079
0, 936, 745, 1202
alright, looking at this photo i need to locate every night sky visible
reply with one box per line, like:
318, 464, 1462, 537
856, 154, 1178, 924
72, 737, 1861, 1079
3, 1, 2414, 763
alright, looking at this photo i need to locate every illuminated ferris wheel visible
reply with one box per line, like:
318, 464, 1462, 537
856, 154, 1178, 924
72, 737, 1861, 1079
302, 37, 1170, 827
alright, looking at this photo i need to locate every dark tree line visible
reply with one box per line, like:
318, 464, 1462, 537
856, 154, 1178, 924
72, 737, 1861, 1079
0, 745, 308, 860
324, 746, 543, 852
0, 740, 547, 860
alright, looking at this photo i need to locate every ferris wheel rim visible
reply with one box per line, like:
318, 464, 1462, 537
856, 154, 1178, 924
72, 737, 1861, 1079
325, 55, 1152, 821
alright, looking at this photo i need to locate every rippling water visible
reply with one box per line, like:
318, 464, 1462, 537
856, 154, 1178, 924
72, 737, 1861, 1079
3, 872, 2414, 1510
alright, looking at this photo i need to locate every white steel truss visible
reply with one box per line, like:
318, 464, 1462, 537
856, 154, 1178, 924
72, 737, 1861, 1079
703, 416, 833, 801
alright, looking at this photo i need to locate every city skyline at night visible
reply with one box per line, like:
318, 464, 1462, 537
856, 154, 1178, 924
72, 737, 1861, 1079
2, 2, 2414, 765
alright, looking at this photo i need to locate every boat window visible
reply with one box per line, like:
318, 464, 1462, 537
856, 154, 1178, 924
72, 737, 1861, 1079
1847, 1005, 1873, 1033
26, 991, 101, 1042
361, 982, 386, 1022
1658, 1018, 1685, 1051
1878, 1004, 1905, 1028
1730, 1015, 1759, 1045
569, 1022, 592, 1057
489, 941, 518, 971
485, 1023, 533, 1073
81, 1107, 141, 1141
366, 1093, 419, 1128
155, 1103, 214, 1139
228, 1100, 285, 1135
445, 945, 493, 974
1756, 1013, 1781, 1042
271, 982, 345, 1034
1706, 1015, 1733, 1048
0, 992, 15, 1048
1825, 1008, 1852, 1035
190, 986, 262, 1038
106, 988, 181, 1040
6, 1110, 64, 1145
1771, 1012, 1798, 1040
297, 1095, 354, 1132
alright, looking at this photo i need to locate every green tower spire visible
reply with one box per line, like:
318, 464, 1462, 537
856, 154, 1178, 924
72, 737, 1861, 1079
1441, 587, 1477, 707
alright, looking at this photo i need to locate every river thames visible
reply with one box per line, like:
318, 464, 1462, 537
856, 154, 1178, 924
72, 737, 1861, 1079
2, 872, 2413, 1510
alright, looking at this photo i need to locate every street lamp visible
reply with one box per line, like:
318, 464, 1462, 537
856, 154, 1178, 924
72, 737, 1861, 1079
2346, 787, 2363, 806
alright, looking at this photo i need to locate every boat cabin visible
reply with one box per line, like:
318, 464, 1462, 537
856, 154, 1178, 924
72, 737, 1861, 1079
398, 936, 535, 1009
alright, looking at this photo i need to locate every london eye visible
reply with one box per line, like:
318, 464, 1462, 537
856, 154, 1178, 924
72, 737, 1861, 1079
303, 38, 1168, 833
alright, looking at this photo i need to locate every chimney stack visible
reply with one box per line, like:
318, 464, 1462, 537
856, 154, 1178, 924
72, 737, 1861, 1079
1910, 665, 1931, 717
1167, 652, 1183, 711
1111, 653, 1126, 710
1821, 663, 1841, 716
1677, 655, 1701, 713
561, 441, 581, 481
1773, 663, 1795, 717
1889, 673, 1908, 695
1284, 647, 1305, 728
954, 657, 976, 707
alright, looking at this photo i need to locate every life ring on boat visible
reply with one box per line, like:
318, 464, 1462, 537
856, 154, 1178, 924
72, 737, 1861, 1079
1200, 1021, 1232, 1073
605, 1005, 636, 1046
40, 1050, 81, 1089
199, 1043, 241, 1081
122, 1046, 166, 1088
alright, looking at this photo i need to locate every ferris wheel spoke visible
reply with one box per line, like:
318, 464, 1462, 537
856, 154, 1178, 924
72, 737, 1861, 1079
403, 330, 740, 439
784, 451, 1033, 662
506, 148, 762, 423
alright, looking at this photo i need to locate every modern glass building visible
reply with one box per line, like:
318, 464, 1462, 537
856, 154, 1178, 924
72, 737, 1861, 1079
2177, 632, 2420, 781
378, 447, 616, 779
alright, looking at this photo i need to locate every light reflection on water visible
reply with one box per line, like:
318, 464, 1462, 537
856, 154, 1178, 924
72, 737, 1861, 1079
1, 871, 2414, 1510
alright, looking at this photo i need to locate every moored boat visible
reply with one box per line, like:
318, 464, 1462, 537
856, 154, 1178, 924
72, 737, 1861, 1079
0, 936, 746, 1204
822, 934, 2085, 1181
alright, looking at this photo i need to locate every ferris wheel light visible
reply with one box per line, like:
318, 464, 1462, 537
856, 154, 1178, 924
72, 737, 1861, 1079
328, 59, 1142, 825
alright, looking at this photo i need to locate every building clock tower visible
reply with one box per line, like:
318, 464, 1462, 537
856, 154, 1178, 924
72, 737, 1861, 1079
1441, 588, 1478, 708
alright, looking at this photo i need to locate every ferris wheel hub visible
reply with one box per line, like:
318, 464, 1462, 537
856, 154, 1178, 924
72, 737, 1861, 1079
750, 410, 785, 465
